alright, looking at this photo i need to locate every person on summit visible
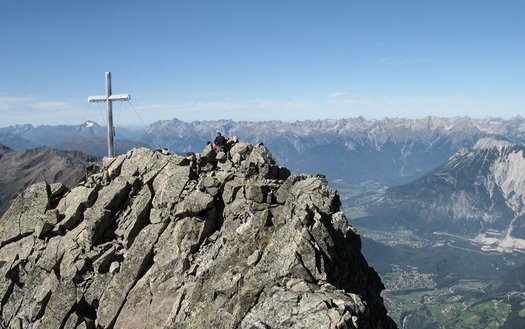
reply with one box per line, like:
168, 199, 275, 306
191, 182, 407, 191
214, 131, 227, 152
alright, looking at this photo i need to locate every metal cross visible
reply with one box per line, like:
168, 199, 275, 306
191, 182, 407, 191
88, 72, 131, 157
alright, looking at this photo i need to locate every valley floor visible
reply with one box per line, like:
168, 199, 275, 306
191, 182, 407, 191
357, 227, 525, 329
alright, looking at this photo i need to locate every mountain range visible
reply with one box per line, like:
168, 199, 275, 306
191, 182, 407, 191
4, 116, 525, 186
0, 121, 146, 156
139, 116, 523, 186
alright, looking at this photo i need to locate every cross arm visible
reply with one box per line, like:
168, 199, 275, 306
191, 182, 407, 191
109, 94, 131, 101
88, 94, 131, 103
88, 95, 107, 103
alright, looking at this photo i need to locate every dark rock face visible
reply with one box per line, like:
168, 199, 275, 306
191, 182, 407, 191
0, 142, 396, 328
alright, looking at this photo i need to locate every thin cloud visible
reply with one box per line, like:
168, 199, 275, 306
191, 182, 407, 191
0, 96, 71, 111
189, 91, 234, 98
0, 96, 34, 110
393, 57, 412, 67
0, 95, 83, 126
128, 95, 525, 124
135, 98, 312, 112
328, 91, 349, 98
376, 56, 391, 66
132, 98, 315, 123
31, 101, 72, 110
379, 55, 439, 68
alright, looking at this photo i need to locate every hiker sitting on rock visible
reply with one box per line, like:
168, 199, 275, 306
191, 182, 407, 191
214, 132, 227, 152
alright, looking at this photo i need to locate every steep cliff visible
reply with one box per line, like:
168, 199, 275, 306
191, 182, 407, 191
0, 141, 396, 328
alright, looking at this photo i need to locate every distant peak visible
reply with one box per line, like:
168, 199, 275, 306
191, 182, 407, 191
473, 138, 512, 151
83, 120, 98, 128
421, 115, 445, 129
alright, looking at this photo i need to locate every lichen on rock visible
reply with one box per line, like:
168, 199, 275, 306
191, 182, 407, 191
0, 141, 396, 328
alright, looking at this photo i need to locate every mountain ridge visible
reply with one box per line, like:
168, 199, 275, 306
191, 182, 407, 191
359, 137, 525, 252
0, 145, 100, 216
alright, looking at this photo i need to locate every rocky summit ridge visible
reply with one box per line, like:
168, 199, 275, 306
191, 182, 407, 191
0, 141, 396, 328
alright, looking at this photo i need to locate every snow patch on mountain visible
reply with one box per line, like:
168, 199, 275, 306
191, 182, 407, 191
84, 120, 96, 128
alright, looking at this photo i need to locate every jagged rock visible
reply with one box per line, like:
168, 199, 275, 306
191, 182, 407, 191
27, 272, 59, 322
0, 182, 50, 247
96, 223, 166, 328
37, 279, 77, 328
175, 190, 214, 217
0, 141, 396, 329
49, 183, 68, 206
239, 284, 364, 329
115, 186, 152, 247
56, 185, 98, 230
200, 144, 216, 162
152, 163, 190, 209
216, 151, 227, 163
63, 312, 80, 329
246, 183, 269, 203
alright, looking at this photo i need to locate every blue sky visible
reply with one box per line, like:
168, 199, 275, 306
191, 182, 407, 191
1, 0, 524, 126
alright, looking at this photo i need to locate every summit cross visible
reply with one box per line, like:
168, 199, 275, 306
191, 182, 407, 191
88, 72, 131, 157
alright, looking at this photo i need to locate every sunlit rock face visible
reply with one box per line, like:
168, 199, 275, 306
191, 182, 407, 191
0, 141, 396, 329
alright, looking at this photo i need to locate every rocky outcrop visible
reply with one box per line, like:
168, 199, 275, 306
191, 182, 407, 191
0, 141, 396, 328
